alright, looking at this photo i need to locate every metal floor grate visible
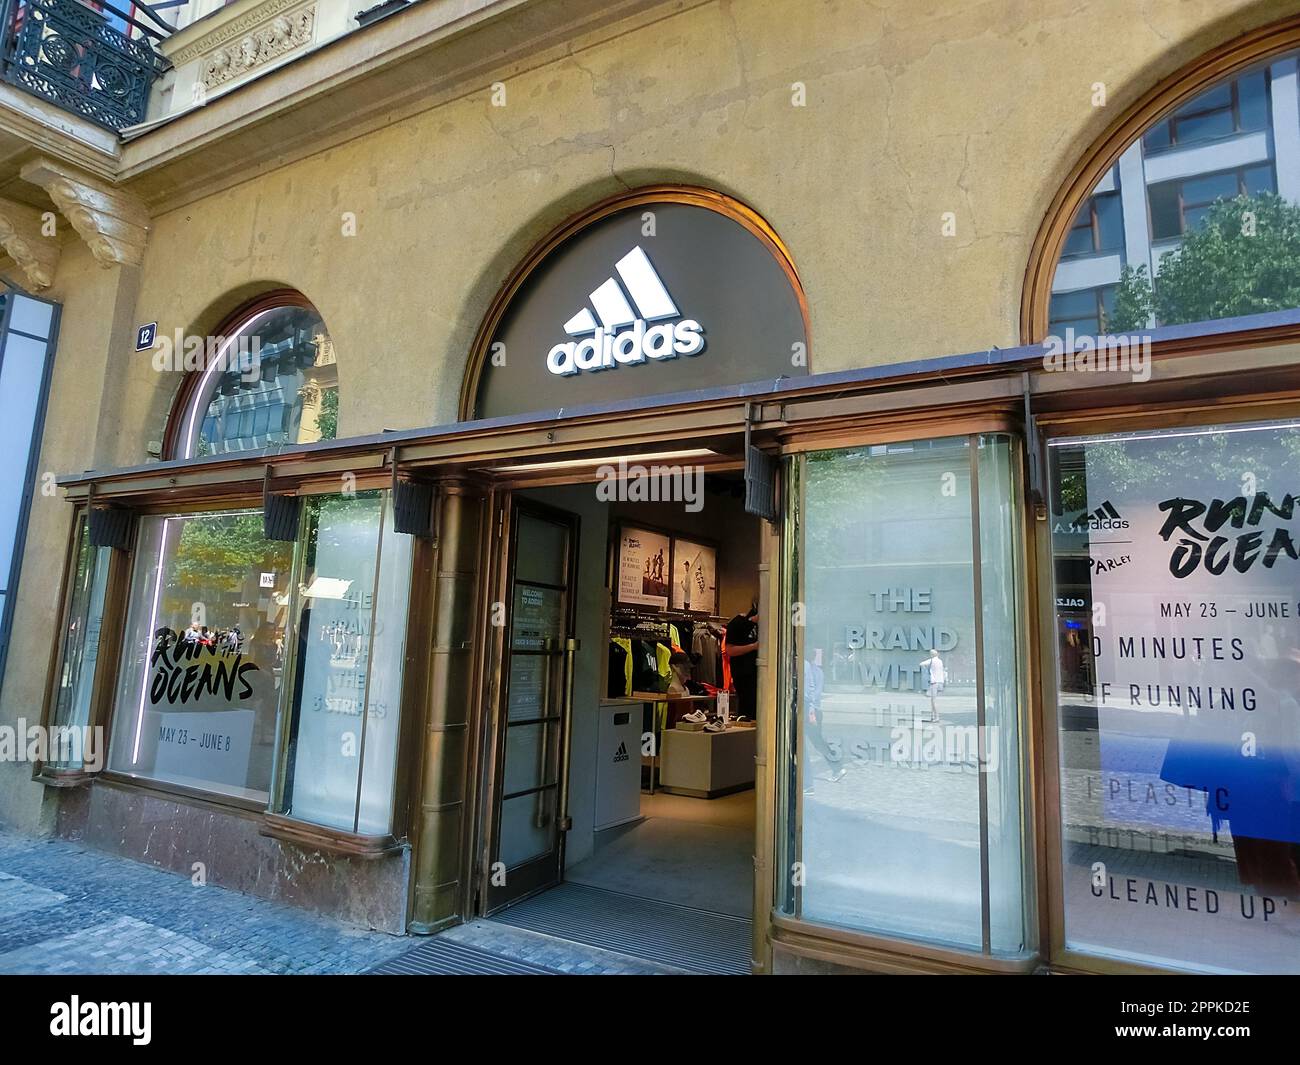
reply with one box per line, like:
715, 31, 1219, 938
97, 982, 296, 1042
370, 937, 561, 975
491, 882, 752, 975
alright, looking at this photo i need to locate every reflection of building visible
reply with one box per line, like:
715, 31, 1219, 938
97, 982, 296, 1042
1050, 56, 1300, 334
197, 324, 338, 456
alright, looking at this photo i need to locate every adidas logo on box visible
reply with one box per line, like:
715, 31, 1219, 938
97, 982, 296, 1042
546, 245, 705, 376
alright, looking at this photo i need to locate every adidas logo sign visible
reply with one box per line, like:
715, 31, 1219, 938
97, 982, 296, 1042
1070, 500, 1129, 531
546, 245, 705, 376
613, 741, 630, 763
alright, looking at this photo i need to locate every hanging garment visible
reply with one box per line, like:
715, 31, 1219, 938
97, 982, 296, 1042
692, 627, 719, 687
608, 638, 632, 698
631, 639, 661, 692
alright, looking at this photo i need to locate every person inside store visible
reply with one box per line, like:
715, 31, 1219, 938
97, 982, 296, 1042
725, 603, 760, 720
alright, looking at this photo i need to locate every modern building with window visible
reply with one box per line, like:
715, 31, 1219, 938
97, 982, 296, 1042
1050, 54, 1300, 335
0, 0, 1299, 977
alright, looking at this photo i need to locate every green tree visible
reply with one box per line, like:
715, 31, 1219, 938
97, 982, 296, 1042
314, 387, 339, 441
1110, 193, 1300, 331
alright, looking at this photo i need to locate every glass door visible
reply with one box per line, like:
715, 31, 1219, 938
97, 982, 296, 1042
484, 500, 579, 912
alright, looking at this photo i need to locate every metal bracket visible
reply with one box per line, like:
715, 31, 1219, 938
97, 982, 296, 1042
1023, 373, 1048, 521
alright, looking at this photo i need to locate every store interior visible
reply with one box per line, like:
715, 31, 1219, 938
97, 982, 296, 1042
515, 471, 760, 918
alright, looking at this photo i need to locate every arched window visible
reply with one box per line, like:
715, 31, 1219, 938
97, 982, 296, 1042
1029, 26, 1300, 340
167, 292, 338, 460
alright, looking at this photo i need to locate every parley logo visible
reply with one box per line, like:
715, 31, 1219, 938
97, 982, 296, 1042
546, 245, 705, 376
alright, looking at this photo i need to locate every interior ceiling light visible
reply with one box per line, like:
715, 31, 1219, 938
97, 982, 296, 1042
490, 448, 719, 474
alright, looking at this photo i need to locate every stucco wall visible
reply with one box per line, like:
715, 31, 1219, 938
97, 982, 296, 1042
3, 0, 1294, 836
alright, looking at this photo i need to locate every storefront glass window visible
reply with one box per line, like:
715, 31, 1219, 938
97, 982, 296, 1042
107, 494, 412, 827
1049, 419, 1300, 974
280, 492, 411, 835
784, 434, 1028, 955
109, 510, 294, 802
175, 302, 338, 460
48, 516, 111, 771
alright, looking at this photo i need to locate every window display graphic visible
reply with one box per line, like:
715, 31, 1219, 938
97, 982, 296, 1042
110, 510, 292, 804
617, 526, 671, 609
1052, 420, 1300, 974
671, 538, 717, 613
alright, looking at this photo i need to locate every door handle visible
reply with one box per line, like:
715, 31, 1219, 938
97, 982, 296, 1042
557, 635, 580, 833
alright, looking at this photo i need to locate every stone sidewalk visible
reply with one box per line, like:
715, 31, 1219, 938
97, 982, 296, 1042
0, 829, 412, 975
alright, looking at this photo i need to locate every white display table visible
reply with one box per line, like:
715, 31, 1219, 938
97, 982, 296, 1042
659, 726, 756, 798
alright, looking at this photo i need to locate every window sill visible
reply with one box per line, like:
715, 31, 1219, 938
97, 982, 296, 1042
33, 766, 95, 788
260, 813, 405, 860
769, 912, 1039, 975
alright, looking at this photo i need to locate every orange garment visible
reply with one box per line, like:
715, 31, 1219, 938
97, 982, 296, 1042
721, 631, 732, 690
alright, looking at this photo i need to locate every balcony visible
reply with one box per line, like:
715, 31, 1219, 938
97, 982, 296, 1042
0, 0, 169, 132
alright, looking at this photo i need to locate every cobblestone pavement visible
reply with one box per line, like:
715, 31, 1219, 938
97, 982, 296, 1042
0, 830, 413, 975
0, 830, 672, 975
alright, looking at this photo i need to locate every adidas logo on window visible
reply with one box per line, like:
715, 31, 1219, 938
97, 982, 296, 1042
546, 246, 705, 376
1070, 500, 1129, 531
613, 741, 630, 763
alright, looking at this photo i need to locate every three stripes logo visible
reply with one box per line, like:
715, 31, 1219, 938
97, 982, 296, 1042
1069, 500, 1129, 531
613, 741, 630, 764
546, 245, 705, 376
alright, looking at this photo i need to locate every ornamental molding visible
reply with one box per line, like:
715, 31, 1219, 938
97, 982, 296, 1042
200, 5, 316, 89
20, 159, 150, 269
0, 198, 60, 289
169, 0, 315, 66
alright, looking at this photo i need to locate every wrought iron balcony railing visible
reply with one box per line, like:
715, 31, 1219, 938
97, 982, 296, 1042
0, 0, 173, 132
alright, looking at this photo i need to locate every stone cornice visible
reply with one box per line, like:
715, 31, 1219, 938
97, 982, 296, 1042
0, 198, 61, 289
116, 0, 700, 210
21, 159, 150, 268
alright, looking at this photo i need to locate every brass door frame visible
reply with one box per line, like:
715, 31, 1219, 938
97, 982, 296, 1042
477, 493, 581, 913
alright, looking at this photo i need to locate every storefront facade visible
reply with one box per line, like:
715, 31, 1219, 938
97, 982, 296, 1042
2, 0, 1299, 974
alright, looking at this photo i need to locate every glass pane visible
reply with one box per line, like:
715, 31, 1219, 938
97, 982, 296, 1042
1174, 109, 1235, 145
513, 513, 567, 585
1177, 82, 1232, 116
7, 294, 53, 339
1095, 193, 1124, 251
49, 520, 111, 770
356, 495, 412, 835
1147, 181, 1183, 240
1142, 122, 1172, 152
281, 493, 383, 832
511, 584, 563, 649
1244, 164, 1276, 196
499, 789, 556, 868
975, 437, 1027, 953
1049, 289, 1097, 318
1181, 171, 1239, 205
0, 333, 50, 582
507, 654, 551, 721
109, 511, 294, 803
795, 436, 1025, 952
1062, 224, 1094, 257
502, 722, 559, 795
1237, 70, 1269, 131
1049, 420, 1300, 974
178, 304, 338, 459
